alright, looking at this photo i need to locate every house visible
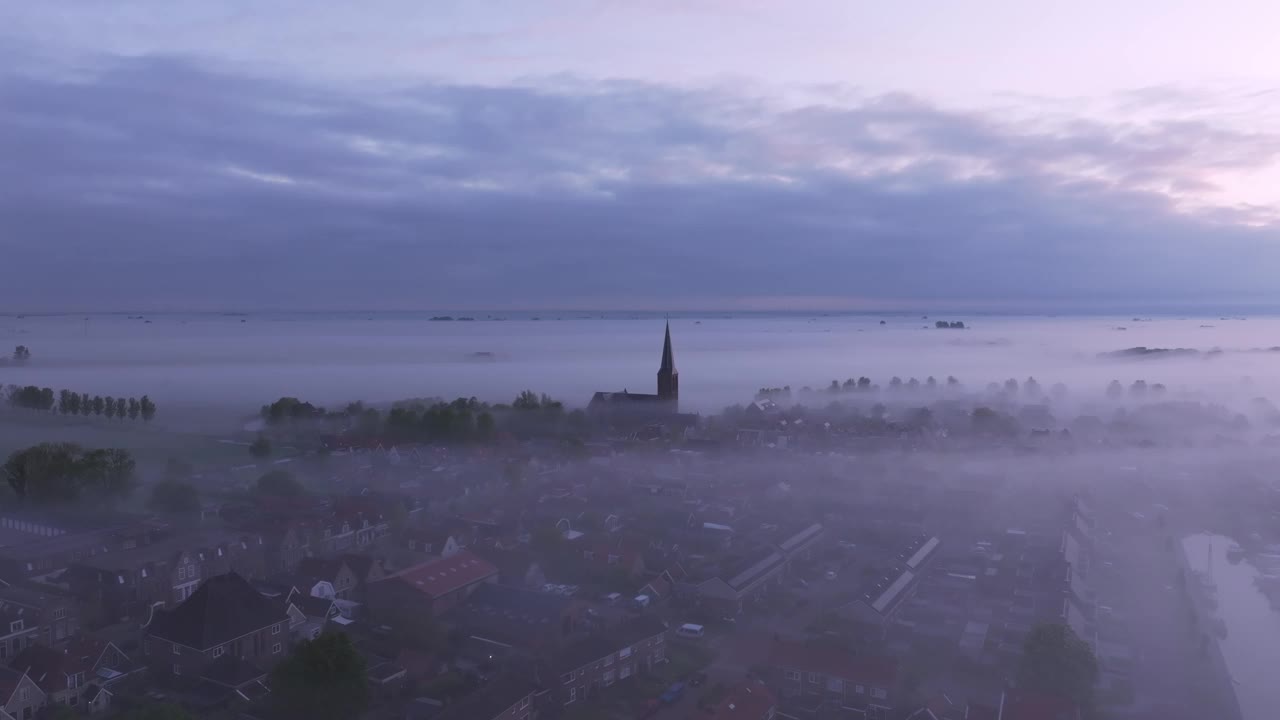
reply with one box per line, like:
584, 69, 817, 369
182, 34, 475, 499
471, 547, 547, 590
294, 557, 361, 601
447, 584, 579, 655
579, 538, 647, 580
767, 639, 896, 720
401, 528, 462, 559
286, 592, 337, 643
696, 524, 825, 615
66, 531, 266, 622
143, 572, 291, 680
433, 671, 539, 720
706, 678, 777, 720
0, 586, 79, 649
0, 613, 39, 665
548, 616, 668, 706
365, 551, 498, 618
0, 667, 44, 720
11, 637, 133, 712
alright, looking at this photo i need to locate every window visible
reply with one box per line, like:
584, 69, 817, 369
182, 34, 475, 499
178, 566, 186, 581
561, 673, 574, 685
603, 669, 616, 687
19, 688, 28, 702
603, 654, 614, 666
785, 670, 801, 682
618, 646, 632, 659
653, 647, 664, 661
24, 562, 32, 572
607, 554, 619, 565
213, 646, 225, 658
273, 643, 282, 654
871, 688, 888, 700
567, 687, 576, 704
272, 624, 281, 635
187, 564, 196, 577
172, 643, 181, 655
619, 664, 632, 679
808, 672, 819, 684
855, 685, 865, 694
826, 678, 843, 692
173, 664, 181, 675
9, 620, 22, 633
53, 608, 66, 620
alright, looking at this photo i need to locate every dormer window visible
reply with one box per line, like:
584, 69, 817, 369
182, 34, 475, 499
178, 567, 186, 581
9, 620, 22, 634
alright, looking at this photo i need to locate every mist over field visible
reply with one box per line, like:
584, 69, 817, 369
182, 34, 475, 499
4, 312, 1278, 423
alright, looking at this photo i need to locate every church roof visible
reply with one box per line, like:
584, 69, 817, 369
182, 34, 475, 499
660, 321, 676, 372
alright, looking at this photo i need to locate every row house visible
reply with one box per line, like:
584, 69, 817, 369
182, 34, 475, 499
0, 516, 164, 584
66, 531, 266, 622
143, 572, 291, 683
550, 617, 668, 707
0, 587, 78, 650
434, 672, 540, 720
0, 614, 38, 666
0, 667, 44, 720
767, 639, 897, 720
11, 637, 134, 713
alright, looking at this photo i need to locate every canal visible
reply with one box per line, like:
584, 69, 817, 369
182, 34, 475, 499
1183, 534, 1280, 720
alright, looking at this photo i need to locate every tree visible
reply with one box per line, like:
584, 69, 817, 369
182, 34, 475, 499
1106, 380, 1123, 399
104, 396, 116, 419
68, 392, 82, 415
114, 397, 127, 419
3, 444, 134, 503
12, 346, 30, 365
38, 705, 78, 720
1016, 623, 1098, 715
139, 395, 157, 422
149, 479, 200, 514
256, 469, 304, 497
249, 435, 272, 459
58, 390, 72, 415
476, 411, 495, 440
128, 397, 140, 421
271, 633, 369, 720
92, 396, 105, 416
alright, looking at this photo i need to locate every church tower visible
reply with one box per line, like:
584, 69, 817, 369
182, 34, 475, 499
657, 321, 679, 408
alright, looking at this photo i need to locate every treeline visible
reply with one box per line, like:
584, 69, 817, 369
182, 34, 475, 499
3, 443, 136, 504
4, 385, 156, 421
759, 376, 1169, 402
260, 390, 586, 445
0, 345, 31, 367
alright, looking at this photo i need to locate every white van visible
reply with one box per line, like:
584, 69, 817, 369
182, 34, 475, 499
675, 623, 705, 639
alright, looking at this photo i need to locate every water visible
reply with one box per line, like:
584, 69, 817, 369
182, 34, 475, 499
1, 312, 1278, 422
1183, 534, 1280, 720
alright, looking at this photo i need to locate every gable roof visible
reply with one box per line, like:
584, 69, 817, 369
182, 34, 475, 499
768, 639, 896, 688
11, 640, 114, 693
147, 572, 288, 651
384, 551, 497, 600
0, 668, 37, 706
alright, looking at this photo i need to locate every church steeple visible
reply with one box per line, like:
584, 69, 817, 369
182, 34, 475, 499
657, 321, 678, 407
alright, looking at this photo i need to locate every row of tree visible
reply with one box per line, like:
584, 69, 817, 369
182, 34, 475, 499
759, 376, 1172, 403
5, 385, 156, 421
3, 443, 136, 504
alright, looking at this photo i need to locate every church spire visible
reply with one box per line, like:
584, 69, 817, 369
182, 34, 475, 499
657, 321, 679, 406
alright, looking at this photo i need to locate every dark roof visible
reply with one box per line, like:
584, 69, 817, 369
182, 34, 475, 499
341, 553, 379, 579
434, 671, 538, 720
291, 594, 335, 619
200, 655, 267, 688
296, 556, 346, 582
0, 583, 74, 609
73, 530, 247, 571
589, 391, 665, 405
447, 585, 573, 650
11, 639, 110, 692
660, 321, 676, 373
147, 572, 288, 650
768, 639, 896, 688
552, 616, 667, 672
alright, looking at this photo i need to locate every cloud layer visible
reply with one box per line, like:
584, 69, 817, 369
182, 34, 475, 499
2, 55, 1279, 311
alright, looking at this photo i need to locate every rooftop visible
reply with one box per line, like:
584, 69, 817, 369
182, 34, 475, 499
147, 572, 288, 651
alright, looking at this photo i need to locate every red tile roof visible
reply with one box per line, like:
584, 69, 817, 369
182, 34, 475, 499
768, 639, 896, 688
392, 551, 497, 599
707, 679, 776, 720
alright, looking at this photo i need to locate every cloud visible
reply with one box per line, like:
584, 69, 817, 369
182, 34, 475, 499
1, 54, 1278, 312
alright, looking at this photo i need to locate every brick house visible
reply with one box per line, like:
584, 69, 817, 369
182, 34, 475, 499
706, 679, 777, 720
366, 551, 498, 619
549, 616, 668, 707
67, 532, 266, 622
11, 637, 133, 713
0, 667, 44, 720
433, 672, 540, 720
0, 586, 79, 649
767, 639, 896, 720
143, 572, 291, 680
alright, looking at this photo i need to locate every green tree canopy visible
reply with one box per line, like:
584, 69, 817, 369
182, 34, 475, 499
256, 469, 303, 497
271, 633, 369, 720
1016, 623, 1098, 714
249, 434, 272, 459
3, 443, 135, 504
115, 702, 192, 720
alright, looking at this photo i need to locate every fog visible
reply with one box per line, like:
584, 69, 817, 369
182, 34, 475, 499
4, 312, 1280, 422
6, 311, 1280, 720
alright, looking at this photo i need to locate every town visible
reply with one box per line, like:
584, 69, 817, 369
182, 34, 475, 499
0, 325, 1274, 720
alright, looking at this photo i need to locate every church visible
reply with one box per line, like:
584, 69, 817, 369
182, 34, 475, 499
587, 322, 680, 418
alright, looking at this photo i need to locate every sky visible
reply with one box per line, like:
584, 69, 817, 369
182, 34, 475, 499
3, 0, 1280, 313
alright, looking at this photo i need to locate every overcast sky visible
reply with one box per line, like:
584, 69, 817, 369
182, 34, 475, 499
4, 1, 1280, 312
